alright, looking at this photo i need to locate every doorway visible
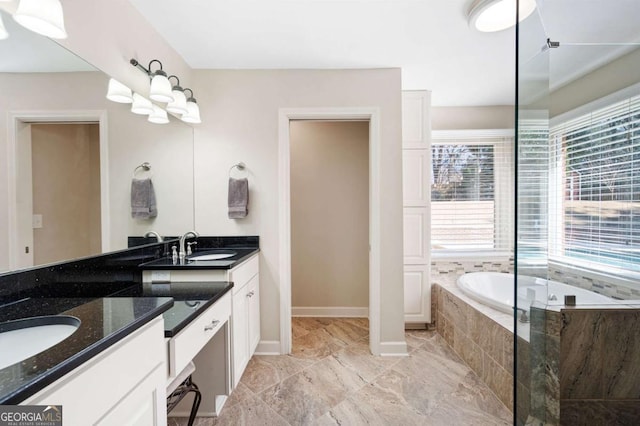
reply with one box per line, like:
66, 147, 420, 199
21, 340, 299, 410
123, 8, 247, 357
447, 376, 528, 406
290, 120, 369, 312
8, 111, 109, 270
278, 107, 382, 356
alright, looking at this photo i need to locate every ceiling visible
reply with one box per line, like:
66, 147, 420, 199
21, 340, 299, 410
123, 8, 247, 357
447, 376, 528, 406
129, 0, 517, 107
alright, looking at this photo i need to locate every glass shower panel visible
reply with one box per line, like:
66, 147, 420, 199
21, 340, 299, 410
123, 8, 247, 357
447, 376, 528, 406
516, 1, 640, 425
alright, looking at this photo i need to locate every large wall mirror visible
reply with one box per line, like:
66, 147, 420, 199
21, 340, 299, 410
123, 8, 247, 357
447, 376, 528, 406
0, 9, 195, 272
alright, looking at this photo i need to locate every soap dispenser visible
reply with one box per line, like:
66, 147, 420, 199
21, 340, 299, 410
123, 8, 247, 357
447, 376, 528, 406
171, 245, 178, 265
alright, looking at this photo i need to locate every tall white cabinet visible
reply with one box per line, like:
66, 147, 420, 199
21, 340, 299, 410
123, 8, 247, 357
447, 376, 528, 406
402, 91, 431, 324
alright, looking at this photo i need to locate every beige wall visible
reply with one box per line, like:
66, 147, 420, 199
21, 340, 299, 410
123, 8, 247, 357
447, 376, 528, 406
431, 106, 514, 130
290, 121, 369, 309
192, 69, 405, 346
32, 123, 101, 264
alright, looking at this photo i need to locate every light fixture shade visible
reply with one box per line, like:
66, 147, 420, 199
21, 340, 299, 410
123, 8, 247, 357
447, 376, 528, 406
181, 100, 201, 124
149, 72, 174, 103
148, 104, 169, 124
13, 0, 68, 39
0, 14, 8, 40
468, 0, 536, 32
131, 93, 154, 115
166, 89, 188, 115
106, 78, 133, 103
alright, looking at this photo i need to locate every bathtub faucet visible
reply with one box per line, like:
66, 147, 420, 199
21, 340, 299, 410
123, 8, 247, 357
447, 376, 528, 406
514, 307, 530, 323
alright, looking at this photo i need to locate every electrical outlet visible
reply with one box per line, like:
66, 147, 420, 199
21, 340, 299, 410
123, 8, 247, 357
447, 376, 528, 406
32, 214, 43, 229
151, 270, 171, 283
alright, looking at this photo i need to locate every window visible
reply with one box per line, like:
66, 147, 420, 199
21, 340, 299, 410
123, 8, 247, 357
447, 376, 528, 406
431, 131, 513, 254
550, 95, 640, 273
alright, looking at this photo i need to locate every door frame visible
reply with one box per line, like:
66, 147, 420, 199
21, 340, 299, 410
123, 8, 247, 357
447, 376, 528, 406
7, 110, 110, 270
278, 107, 381, 355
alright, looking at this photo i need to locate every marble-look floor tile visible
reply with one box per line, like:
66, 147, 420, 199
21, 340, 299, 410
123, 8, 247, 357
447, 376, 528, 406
212, 395, 289, 426
291, 328, 347, 359
223, 382, 254, 408
404, 329, 434, 350
323, 319, 369, 346
240, 354, 315, 394
331, 341, 402, 383
259, 356, 367, 425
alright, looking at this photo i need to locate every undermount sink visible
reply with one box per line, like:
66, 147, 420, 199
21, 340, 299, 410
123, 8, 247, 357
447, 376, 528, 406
0, 315, 81, 369
188, 250, 237, 261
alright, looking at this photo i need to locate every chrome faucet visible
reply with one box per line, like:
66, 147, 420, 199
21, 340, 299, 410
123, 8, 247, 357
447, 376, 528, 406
144, 231, 163, 242
179, 231, 199, 263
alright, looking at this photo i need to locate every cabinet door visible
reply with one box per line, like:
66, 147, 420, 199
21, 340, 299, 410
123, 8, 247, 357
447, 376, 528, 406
403, 265, 431, 323
403, 207, 429, 264
232, 290, 249, 388
402, 91, 430, 149
402, 150, 430, 207
247, 274, 260, 355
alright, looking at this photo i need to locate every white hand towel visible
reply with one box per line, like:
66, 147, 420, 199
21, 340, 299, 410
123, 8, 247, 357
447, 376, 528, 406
131, 178, 157, 219
228, 177, 249, 219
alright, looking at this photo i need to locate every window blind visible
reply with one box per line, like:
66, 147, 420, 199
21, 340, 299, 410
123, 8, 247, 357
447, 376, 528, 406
431, 135, 513, 253
550, 95, 640, 273
517, 120, 549, 262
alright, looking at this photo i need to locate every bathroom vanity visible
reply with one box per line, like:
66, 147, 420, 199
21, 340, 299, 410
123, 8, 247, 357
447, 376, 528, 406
0, 236, 260, 423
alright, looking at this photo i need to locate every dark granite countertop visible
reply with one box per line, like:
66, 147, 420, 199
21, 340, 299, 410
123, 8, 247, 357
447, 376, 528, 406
139, 248, 259, 270
133, 281, 234, 337
0, 296, 173, 404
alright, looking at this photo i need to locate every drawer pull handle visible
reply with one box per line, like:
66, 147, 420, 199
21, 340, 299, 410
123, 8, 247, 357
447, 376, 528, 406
204, 320, 220, 331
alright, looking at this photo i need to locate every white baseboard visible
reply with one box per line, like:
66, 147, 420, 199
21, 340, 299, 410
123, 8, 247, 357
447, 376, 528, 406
255, 340, 281, 355
291, 306, 369, 317
379, 341, 409, 357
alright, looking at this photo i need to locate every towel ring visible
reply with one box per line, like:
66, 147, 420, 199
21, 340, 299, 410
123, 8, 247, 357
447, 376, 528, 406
229, 162, 247, 178
134, 162, 151, 177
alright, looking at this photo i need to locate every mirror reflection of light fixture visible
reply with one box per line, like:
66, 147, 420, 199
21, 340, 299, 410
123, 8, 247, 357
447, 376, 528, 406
166, 75, 188, 115
13, 0, 68, 39
131, 93, 154, 115
0, 14, 8, 40
148, 104, 170, 124
106, 78, 133, 103
181, 89, 201, 124
468, 0, 536, 32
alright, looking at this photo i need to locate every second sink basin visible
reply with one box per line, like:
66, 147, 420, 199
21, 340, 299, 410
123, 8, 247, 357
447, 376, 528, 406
188, 250, 237, 261
0, 315, 81, 370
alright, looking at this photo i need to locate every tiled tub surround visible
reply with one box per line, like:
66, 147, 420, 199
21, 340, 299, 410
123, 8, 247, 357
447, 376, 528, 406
431, 277, 517, 416
548, 262, 640, 300
530, 306, 640, 425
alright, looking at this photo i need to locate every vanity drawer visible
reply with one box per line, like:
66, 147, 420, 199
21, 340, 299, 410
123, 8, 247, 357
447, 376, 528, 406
169, 292, 231, 377
229, 254, 259, 295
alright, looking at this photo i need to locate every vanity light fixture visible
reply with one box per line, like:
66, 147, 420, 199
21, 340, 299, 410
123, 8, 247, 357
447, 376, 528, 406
13, 0, 68, 39
468, 0, 536, 32
148, 104, 170, 124
181, 88, 202, 124
131, 93, 154, 115
130, 58, 174, 103
166, 75, 189, 115
106, 78, 133, 103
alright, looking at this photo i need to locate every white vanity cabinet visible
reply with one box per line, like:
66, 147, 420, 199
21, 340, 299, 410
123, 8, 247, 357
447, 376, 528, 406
228, 255, 260, 388
23, 317, 167, 426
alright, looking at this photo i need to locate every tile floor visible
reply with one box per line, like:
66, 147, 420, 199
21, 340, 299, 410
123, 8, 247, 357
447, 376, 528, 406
168, 318, 512, 425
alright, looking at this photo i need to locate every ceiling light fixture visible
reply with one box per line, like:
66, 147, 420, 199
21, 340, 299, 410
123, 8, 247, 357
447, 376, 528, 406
181, 89, 201, 124
13, 0, 68, 39
166, 75, 188, 115
468, 0, 536, 33
130, 58, 174, 103
106, 78, 133, 103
